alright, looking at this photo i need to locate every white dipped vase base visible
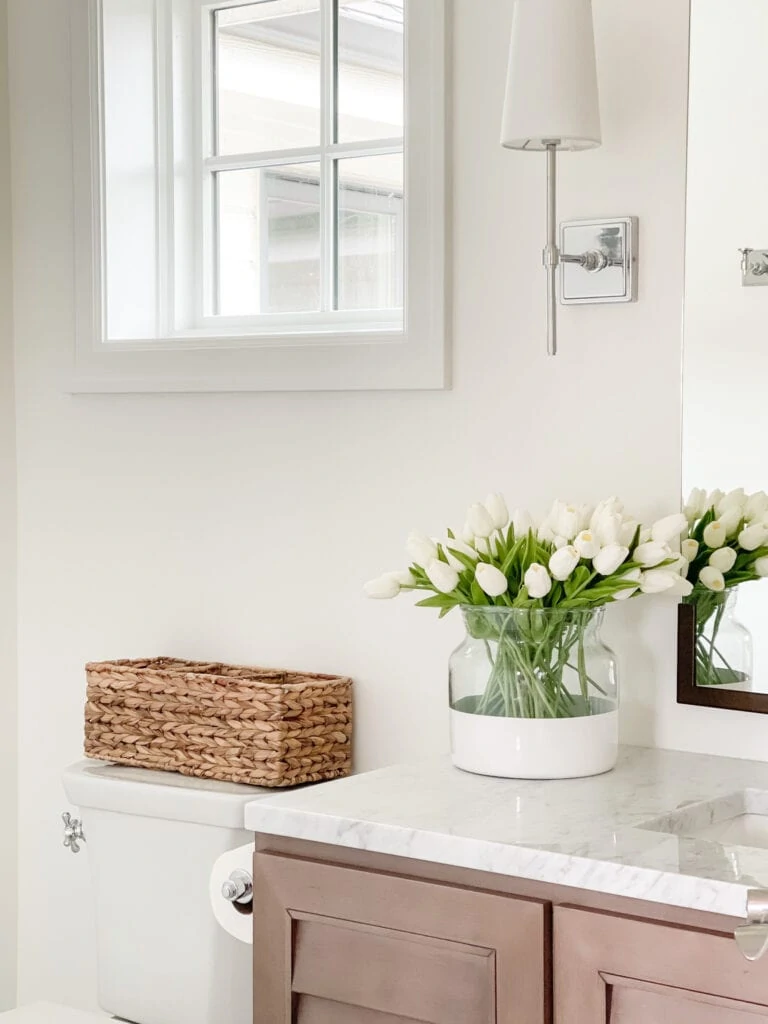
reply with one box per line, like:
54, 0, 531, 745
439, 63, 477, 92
450, 708, 619, 780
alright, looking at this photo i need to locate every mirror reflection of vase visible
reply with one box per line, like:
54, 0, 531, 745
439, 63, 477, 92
690, 588, 754, 691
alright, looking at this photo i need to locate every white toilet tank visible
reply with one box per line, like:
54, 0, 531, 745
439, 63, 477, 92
63, 761, 266, 1024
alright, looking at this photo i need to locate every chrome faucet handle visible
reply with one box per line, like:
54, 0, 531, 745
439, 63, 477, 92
735, 890, 768, 961
221, 869, 253, 906
62, 812, 85, 854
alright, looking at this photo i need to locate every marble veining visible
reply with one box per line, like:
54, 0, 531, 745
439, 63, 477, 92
244, 746, 768, 919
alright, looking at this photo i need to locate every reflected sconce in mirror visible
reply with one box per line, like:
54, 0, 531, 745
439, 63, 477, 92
501, 0, 638, 356
740, 248, 768, 287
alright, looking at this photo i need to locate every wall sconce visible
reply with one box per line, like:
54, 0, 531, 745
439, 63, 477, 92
501, 0, 637, 356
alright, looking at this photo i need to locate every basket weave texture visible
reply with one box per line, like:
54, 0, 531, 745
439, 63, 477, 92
84, 658, 353, 788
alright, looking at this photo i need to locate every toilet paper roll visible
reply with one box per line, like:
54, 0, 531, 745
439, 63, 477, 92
209, 844, 254, 945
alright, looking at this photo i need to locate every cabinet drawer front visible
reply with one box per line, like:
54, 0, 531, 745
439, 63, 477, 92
253, 852, 549, 1024
555, 906, 768, 1023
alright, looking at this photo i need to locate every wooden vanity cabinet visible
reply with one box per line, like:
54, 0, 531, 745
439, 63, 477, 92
253, 842, 768, 1024
252, 852, 548, 1024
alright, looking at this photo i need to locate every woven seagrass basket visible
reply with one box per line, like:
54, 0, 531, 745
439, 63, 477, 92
84, 658, 353, 787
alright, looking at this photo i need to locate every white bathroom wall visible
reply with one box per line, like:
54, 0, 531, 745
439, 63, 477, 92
0, 0, 16, 1011
8, 0, 767, 1010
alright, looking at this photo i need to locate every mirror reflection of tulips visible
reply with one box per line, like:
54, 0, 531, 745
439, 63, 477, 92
682, 488, 768, 689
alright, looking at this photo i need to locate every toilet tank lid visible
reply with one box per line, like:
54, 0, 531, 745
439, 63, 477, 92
63, 760, 273, 829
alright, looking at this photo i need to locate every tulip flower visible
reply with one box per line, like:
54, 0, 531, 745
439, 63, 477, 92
719, 507, 743, 538
651, 513, 688, 546
512, 509, 534, 537
684, 487, 708, 522
746, 491, 768, 521
549, 545, 580, 581
574, 530, 601, 559
613, 568, 642, 601
484, 493, 509, 531
364, 575, 401, 600
524, 563, 552, 599
738, 523, 768, 552
406, 531, 438, 569
634, 541, 671, 568
593, 544, 629, 576
444, 550, 465, 572
702, 521, 726, 549
475, 563, 509, 598
425, 560, 460, 594
681, 539, 699, 562
467, 503, 495, 539
549, 501, 582, 542
388, 569, 416, 586
591, 497, 624, 525
592, 509, 622, 546
699, 566, 726, 592
669, 575, 694, 597
708, 547, 737, 573
537, 524, 556, 544
667, 555, 689, 576
756, 557, 768, 577
619, 519, 639, 547
717, 488, 746, 515
707, 489, 725, 509
639, 569, 681, 595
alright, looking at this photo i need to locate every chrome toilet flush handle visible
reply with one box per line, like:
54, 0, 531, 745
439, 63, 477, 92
735, 890, 768, 962
62, 812, 86, 854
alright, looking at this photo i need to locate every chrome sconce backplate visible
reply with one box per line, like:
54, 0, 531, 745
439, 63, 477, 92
560, 218, 638, 305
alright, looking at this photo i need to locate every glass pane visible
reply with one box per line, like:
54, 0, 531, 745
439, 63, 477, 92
217, 164, 321, 316
337, 0, 404, 144
215, 2, 321, 156
337, 153, 404, 311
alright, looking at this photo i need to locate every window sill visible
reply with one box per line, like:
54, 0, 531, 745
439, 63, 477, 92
66, 325, 450, 393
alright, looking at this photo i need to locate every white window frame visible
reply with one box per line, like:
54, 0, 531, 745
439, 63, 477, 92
68, 0, 449, 393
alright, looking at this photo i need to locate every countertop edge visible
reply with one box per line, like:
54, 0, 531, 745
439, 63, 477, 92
245, 804, 751, 919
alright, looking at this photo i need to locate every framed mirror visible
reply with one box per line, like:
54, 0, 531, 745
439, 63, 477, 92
679, 0, 768, 713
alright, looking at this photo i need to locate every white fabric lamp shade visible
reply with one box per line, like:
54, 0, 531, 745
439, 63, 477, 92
501, 0, 602, 152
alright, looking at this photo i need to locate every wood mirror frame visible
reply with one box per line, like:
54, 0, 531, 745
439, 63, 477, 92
677, 603, 768, 714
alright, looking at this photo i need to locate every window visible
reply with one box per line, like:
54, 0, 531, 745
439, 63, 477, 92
70, 0, 447, 392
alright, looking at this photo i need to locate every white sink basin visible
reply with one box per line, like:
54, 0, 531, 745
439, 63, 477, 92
641, 791, 768, 850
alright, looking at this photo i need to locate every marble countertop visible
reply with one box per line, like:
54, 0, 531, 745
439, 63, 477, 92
244, 746, 768, 919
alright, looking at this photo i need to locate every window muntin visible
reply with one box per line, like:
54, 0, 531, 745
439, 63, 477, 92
205, 0, 405, 326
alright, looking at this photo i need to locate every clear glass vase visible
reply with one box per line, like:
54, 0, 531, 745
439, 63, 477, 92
449, 607, 618, 780
688, 588, 753, 689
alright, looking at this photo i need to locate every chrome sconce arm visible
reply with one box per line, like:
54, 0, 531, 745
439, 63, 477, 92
543, 142, 636, 357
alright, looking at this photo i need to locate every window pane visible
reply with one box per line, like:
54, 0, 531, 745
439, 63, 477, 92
337, 0, 404, 144
215, 2, 321, 156
337, 154, 404, 312
217, 164, 321, 316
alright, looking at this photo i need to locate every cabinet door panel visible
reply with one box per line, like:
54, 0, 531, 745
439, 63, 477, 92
296, 996, 421, 1023
293, 915, 495, 1023
253, 852, 548, 1024
555, 906, 768, 1023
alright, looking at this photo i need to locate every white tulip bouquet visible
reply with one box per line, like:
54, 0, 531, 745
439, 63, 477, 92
681, 487, 768, 686
365, 495, 690, 719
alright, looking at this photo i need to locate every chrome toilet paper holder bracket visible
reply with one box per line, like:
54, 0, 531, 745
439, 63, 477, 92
221, 868, 253, 907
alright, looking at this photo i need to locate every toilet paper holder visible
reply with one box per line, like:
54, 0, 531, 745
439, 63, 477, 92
221, 869, 253, 907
